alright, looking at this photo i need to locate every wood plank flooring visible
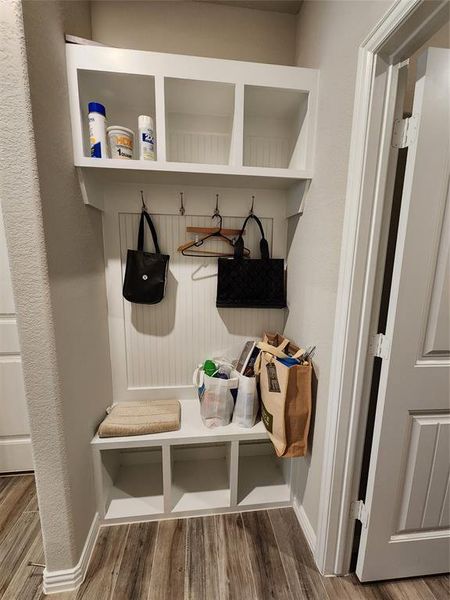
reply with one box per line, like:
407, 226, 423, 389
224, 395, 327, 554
0, 475, 448, 600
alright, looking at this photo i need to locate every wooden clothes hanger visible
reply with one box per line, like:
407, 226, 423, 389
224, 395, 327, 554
177, 214, 250, 257
177, 195, 250, 257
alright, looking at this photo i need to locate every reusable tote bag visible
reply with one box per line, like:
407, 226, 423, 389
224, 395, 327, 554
232, 372, 259, 428
123, 208, 169, 304
216, 214, 286, 309
256, 332, 312, 457
193, 362, 239, 428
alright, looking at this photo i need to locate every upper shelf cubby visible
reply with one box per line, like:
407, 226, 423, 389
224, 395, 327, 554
77, 69, 157, 160
165, 78, 235, 165
66, 44, 318, 190
244, 85, 309, 170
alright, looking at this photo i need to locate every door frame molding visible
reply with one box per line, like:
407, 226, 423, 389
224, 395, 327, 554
315, 0, 449, 576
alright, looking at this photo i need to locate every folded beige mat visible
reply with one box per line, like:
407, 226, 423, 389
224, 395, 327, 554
98, 400, 181, 438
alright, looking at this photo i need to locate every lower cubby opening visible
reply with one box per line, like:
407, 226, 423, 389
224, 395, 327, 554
102, 447, 164, 520
237, 440, 291, 506
171, 443, 231, 513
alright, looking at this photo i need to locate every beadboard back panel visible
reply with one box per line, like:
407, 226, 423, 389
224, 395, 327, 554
243, 136, 291, 169
102, 184, 289, 402
167, 132, 231, 165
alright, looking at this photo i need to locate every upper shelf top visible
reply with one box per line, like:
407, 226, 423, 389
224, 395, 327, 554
66, 44, 319, 187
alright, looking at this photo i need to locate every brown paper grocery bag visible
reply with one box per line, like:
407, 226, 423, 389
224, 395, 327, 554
256, 333, 312, 457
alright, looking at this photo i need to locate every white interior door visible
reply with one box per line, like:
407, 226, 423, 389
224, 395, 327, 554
356, 47, 450, 581
0, 210, 33, 472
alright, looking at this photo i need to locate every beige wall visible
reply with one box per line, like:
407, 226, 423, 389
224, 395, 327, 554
285, 0, 392, 534
0, 0, 112, 570
404, 21, 450, 113
21, 0, 114, 566
91, 0, 297, 65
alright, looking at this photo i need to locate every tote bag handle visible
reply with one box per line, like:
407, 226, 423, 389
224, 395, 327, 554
234, 214, 270, 260
254, 340, 305, 375
138, 209, 161, 254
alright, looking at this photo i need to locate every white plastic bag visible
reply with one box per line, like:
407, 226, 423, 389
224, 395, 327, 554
232, 372, 259, 428
193, 362, 239, 428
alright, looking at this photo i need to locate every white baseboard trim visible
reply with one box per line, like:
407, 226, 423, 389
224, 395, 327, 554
0, 436, 33, 472
293, 498, 317, 555
43, 512, 100, 594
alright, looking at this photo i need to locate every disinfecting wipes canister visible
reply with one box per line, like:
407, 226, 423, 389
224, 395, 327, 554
88, 102, 107, 158
107, 126, 134, 160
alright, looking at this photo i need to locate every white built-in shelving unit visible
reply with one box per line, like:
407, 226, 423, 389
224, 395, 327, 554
92, 400, 291, 524
66, 44, 319, 208
67, 43, 317, 523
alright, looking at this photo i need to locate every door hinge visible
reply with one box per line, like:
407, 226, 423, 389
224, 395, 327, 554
369, 333, 390, 359
392, 115, 417, 148
351, 500, 368, 528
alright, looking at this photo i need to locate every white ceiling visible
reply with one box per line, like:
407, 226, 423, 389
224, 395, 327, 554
200, 1, 303, 14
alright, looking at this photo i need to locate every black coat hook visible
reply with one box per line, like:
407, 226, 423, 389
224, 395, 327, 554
250, 195, 255, 215
179, 192, 185, 216
140, 190, 148, 212
213, 193, 220, 217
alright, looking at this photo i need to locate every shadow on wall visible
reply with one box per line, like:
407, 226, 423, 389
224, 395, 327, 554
217, 307, 289, 336
131, 270, 178, 336
287, 212, 302, 255
308, 363, 319, 455
294, 348, 318, 503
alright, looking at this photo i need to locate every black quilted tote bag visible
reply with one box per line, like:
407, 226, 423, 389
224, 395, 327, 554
216, 214, 286, 309
123, 209, 169, 304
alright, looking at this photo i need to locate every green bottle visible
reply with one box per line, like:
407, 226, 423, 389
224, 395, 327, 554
203, 360, 217, 377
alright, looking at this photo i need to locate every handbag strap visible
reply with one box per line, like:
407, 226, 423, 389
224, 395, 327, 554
137, 209, 161, 254
234, 214, 270, 259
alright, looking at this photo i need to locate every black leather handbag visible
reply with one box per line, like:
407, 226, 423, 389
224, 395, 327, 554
123, 209, 169, 304
216, 214, 286, 309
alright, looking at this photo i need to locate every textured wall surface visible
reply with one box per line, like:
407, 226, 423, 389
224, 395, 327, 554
0, 0, 78, 569
91, 0, 297, 65
0, 0, 112, 570
285, 0, 392, 534
21, 0, 113, 565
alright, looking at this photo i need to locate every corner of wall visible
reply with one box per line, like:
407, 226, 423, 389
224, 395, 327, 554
286, 0, 394, 540
293, 496, 317, 555
0, 0, 83, 570
1, 0, 113, 572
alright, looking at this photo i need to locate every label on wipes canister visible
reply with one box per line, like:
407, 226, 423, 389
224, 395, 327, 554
109, 134, 133, 160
